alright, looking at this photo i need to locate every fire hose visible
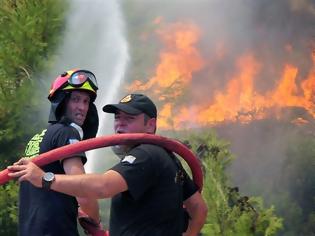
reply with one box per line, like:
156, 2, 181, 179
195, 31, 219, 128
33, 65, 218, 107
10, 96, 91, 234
0, 133, 203, 235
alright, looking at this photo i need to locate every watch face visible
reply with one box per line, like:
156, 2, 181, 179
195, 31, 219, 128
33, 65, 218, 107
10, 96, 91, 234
44, 172, 55, 182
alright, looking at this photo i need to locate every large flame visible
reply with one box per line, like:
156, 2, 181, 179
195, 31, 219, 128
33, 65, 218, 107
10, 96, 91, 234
128, 21, 204, 102
128, 20, 315, 130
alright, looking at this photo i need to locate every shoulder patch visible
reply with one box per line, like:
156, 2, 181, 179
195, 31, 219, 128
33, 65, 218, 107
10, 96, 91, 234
121, 155, 136, 164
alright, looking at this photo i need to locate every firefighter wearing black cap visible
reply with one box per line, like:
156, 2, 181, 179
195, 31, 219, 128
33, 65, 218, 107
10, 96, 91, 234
17, 69, 101, 236
9, 93, 208, 236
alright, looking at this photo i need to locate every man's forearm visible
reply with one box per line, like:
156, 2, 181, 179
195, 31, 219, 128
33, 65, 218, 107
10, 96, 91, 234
8, 160, 127, 203
77, 197, 100, 222
63, 157, 101, 221
183, 217, 206, 236
50, 170, 128, 199
183, 192, 208, 235
51, 173, 108, 199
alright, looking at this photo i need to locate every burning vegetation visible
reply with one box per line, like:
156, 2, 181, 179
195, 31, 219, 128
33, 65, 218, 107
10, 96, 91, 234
123, 1, 315, 234
128, 18, 315, 130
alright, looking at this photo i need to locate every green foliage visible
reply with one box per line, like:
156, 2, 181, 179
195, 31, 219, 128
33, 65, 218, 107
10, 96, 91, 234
0, 0, 66, 80
0, 0, 67, 234
272, 134, 315, 235
0, 182, 18, 236
183, 131, 283, 236
0, 0, 66, 166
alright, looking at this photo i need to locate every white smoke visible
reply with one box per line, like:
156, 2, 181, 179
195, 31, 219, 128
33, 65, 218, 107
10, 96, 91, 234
48, 0, 129, 172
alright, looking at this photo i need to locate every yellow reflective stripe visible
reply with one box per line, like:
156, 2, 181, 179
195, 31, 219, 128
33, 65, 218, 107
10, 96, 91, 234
62, 81, 96, 93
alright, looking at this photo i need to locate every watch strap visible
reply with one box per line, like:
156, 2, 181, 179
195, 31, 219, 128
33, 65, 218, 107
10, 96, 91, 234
42, 172, 55, 190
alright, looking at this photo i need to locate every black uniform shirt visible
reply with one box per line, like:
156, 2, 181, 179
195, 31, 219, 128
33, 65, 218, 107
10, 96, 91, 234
19, 122, 86, 236
109, 144, 198, 236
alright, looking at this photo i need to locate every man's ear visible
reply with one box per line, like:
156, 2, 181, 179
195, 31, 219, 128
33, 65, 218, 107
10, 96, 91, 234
147, 118, 157, 134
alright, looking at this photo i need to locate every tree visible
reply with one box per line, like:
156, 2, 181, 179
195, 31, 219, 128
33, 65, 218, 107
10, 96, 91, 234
0, 0, 66, 234
0, 0, 67, 168
181, 131, 283, 235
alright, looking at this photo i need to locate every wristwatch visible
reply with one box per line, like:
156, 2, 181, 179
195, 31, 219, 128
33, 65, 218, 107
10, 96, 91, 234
42, 172, 55, 190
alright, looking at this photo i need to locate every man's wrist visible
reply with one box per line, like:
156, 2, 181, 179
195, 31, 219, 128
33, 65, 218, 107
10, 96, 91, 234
42, 172, 55, 190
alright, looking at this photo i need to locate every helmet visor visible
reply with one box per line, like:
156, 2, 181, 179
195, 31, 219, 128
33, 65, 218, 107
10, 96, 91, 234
69, 70, 98, 91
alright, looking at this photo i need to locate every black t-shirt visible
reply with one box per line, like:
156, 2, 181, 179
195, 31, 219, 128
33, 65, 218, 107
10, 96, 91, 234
109, 144, 198, 236
19, 122, 86, 236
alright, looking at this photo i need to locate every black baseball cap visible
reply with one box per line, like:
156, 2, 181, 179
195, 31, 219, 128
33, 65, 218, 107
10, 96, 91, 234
102, 94, 157, 118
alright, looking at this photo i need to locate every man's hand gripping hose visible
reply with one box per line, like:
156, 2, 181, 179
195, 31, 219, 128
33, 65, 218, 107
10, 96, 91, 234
78, 208, 109, 236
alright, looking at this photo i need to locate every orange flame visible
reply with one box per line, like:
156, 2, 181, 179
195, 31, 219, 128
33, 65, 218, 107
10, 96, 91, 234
128, 21, 315, 130
128, 21, 204, 102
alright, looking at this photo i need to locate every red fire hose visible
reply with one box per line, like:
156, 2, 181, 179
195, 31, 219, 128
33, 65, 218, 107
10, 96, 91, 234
0, 133, 203, 189
0, 133, 203, 236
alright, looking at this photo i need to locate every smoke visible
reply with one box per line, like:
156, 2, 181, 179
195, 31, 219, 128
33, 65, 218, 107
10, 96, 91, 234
46, 0, 129, 172
123, 0, 315, 200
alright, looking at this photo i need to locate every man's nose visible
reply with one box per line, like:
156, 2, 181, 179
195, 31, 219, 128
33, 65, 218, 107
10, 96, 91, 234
115, 118, 127, 126
78, 101, 88, 109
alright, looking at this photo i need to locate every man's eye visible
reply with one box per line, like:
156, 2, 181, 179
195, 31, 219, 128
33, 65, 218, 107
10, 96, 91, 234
126, 116, 134, 120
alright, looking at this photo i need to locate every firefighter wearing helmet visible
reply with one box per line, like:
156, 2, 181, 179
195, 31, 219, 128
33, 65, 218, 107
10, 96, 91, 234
48, 69, 99, 139
18, 69, 102, 236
